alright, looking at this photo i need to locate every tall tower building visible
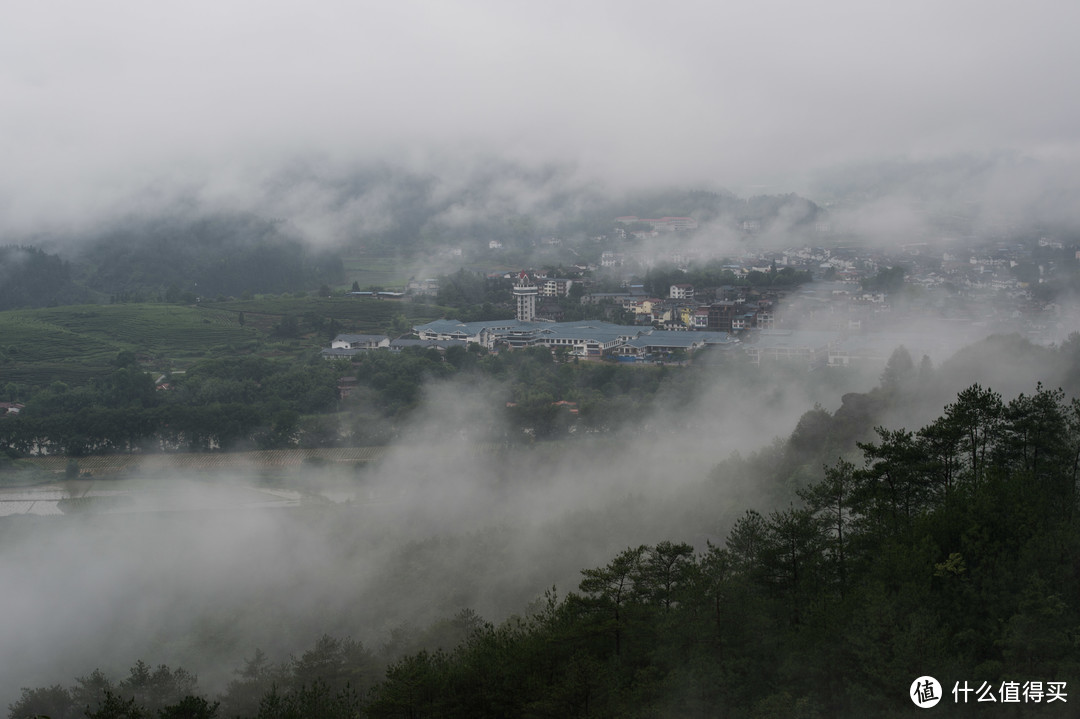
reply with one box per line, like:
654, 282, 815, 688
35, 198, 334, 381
513, 271, 538, 322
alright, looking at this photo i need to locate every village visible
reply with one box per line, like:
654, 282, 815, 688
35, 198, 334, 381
323, 221, 1074, 371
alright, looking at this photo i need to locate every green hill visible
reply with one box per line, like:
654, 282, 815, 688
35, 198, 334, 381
0, 298, 449, 390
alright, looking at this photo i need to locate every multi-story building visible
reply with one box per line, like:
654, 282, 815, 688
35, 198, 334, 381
693, 307, 710, 329
539, 278, 574, 298
731, 312, 758, 331
669, 284, 695, 300
513, 271, 538, 322
706, 301, 742, 332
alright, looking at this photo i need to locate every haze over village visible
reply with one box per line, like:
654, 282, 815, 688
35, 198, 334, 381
3, 2, 1080, 718
323, 217, 1073, 371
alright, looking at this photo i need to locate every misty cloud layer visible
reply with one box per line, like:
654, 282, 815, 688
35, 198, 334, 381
3, 1, 1080, 235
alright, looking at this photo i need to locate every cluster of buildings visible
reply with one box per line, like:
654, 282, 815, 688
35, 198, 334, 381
580, 283, 776, 333
324, 275, 739, 362
411, 318, 736, 360
324, 272, 950, 368
614, 216, 700, 234
331, 223, 1077, 369
323, 269, 967, 368
322, 322, 960, 370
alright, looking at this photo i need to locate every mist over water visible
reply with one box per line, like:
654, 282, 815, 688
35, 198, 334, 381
0, 355, 878, 702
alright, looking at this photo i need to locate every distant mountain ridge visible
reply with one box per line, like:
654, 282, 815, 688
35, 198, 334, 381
0, 212, 345, 310
0, 245, 88, 310
0, 163, 828, 310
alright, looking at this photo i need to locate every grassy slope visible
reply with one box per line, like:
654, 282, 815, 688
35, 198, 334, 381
341, 255, 412, 289
206, 296, 450, 333
0, 298, 452, 389
0, 305, 252, 386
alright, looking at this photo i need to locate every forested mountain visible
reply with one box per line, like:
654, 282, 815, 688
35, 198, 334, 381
0, 214, 345, 310
317, 172, 826, 253
168, 159, 826, 254
74, 212, 345, 301
0, 246, 88, 310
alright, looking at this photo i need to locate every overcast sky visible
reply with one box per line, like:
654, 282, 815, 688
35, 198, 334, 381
2, 0, 1079, 231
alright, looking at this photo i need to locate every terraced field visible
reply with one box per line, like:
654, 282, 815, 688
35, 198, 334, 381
0, 304, 262, 385
12, 305, 254, 351
0, 313, 119, 364
207, 296, 449, 333
0, 296, 450, 388
0, 361, 111, 387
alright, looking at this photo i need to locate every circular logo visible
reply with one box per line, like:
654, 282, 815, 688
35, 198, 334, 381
910, 676, 942, 708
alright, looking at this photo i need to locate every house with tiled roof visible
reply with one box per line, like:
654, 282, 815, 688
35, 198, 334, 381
321, 333, 391, 359
331, 334, 390, 350
0, 402, 24, 417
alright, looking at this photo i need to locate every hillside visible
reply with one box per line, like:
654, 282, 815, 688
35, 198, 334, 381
0, 297, 449, 390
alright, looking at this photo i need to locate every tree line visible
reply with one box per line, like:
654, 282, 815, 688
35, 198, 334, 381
1, 344, 693, 457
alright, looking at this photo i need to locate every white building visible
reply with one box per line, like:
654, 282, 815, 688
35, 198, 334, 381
331, 334, 390, 350
513, 271, 539, 322
539, 278, 574, 298
669, 284, 695, 300
322, 333, 391, 359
